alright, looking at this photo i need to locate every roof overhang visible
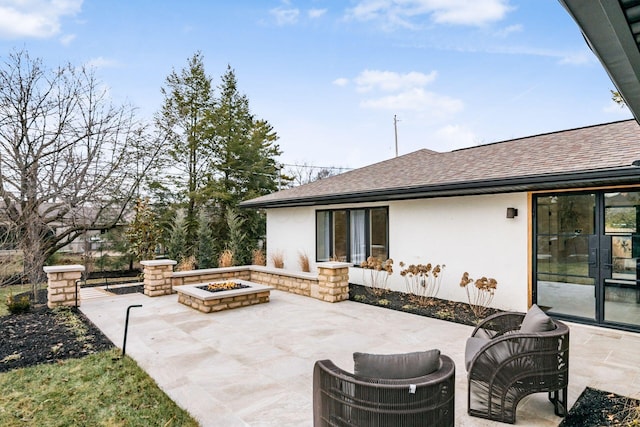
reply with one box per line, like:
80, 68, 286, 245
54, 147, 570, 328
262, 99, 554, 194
559, 0, 640, 121
240, 167, 640, 209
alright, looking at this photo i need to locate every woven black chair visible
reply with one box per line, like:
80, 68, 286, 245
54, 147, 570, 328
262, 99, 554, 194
465, 307, 570, 424
313, 353, 455, 427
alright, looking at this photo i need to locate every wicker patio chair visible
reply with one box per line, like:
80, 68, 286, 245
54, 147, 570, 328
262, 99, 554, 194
465, 306, 570, 424
313, 352, 455, 427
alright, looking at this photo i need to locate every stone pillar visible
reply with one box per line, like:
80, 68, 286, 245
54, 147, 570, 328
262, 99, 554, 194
44, 265, 85, 309
314, 262, 351, 303
140, 259, 177, 297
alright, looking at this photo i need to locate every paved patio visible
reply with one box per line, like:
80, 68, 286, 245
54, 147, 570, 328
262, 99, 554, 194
79, 288, 640, 426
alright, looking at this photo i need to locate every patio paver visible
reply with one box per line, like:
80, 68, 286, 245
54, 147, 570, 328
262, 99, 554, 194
79, 289, 640, 426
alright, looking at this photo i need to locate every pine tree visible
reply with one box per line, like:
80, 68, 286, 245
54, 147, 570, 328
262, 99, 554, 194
197, 209, 216, 268
166, 211, 188, 262
156, 52, 215, 257
206, 66, 282, 261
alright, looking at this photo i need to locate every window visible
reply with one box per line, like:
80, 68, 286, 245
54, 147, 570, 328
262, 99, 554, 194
316, 207, 388, 264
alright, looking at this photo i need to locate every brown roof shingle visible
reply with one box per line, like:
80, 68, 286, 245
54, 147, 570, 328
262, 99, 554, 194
242, 120, 640, 208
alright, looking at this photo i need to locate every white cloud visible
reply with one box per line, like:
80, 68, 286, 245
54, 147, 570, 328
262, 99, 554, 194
332, 77, 349, 87
430, 0, 512, 26
341, 69, 463, 117
85, 57, 119, 69
345, 0, 512, 29
60, 33, 76, 45
434, 124, 477, 151
308, 8, 327, 19
559, 49, 594, 65
0, 0, 82, 39
360, 87, 463, 115
493, 23, 522, 38
354, 70, 437, 93
270, 6, 300, 25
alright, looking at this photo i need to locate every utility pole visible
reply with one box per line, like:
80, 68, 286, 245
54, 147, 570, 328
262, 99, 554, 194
394, 114, 400, 157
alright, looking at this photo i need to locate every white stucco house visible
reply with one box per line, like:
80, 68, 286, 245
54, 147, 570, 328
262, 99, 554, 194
242, 0, 640, 332
242, 119, 640, 332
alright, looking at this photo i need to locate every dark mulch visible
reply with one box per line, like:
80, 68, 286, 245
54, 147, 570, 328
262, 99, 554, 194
348, 284, 639, 426
348, 283, 501, 327
560, 387, 640, 426
106, 284, 143, 295
0, 291, 114, 373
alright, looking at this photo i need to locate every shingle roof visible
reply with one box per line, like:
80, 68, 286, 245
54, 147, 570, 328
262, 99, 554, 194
241, 120, 640, 208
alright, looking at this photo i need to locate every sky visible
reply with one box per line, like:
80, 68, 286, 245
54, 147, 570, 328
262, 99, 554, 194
0, 0, 633, 172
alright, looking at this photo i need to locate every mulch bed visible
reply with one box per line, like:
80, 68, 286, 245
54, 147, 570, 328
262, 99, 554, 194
0, 290, 114, 373
348, 283, 500, 327
348, 284, 640, 426
106, 284, 144, 295
559, 387, 640, 426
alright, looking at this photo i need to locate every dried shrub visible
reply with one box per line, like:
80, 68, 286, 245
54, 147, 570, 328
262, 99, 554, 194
360, 256, 393, 296
176, 255, 197, 272
6, 293, 30, 314
460, 272, 497, 319
270, 251, 284, 269
251, 249, 266, 266
399, 262, 445, 306
218, 249, 235, 268
298, 252, 310, 272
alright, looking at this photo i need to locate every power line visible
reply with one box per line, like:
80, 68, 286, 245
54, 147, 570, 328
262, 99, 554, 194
280, 163, 353, 171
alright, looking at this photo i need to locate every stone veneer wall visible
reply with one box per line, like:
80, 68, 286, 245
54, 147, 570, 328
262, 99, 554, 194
178, 290, 271, 313
43, 264, 84, 308
140, 259, 177, 297
170, 262, 351, 303
172, 266, 252, 287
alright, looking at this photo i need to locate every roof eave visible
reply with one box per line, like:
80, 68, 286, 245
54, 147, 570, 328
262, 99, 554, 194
559, 0, 640, 122
240, 168, 640, 209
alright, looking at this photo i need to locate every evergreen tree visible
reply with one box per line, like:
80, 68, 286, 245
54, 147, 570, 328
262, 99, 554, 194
125, 198, 160, 262
196, 209, 216, 268
206, 66, 282, 261
166, 211, 188, 262
225, 207, 247, 265
156, 52, 215, 257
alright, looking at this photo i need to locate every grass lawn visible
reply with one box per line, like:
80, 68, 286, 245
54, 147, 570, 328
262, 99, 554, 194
1, 283, 198, 426
0, 349, 199, 426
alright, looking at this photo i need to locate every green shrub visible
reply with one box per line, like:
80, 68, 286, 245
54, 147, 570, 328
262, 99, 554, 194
6, 294, 30, 314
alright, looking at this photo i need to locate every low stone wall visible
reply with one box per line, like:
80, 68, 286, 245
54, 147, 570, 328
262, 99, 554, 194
44, 261, 352, 307
172, 266, 252, 287
142, 261, 351, 303
249, 267, 315, 297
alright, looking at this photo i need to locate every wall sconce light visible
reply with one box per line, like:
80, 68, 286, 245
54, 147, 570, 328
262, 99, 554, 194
506, 207, 518, 219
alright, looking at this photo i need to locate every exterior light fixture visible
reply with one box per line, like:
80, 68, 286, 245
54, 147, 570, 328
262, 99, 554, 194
506, 207, 518, 219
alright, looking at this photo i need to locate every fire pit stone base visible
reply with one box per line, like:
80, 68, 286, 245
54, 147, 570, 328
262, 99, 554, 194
175, 280, 273, 313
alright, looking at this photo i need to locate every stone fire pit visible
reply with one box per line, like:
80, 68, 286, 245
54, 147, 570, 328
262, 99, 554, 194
175, 280, 273, 313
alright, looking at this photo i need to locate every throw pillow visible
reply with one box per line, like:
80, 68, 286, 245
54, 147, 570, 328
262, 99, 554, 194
353, 349, 441, 379
520, 304, 555, 333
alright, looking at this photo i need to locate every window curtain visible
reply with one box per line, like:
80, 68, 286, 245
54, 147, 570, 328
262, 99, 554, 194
350, 210, 366, 264
316, 212, 330, 261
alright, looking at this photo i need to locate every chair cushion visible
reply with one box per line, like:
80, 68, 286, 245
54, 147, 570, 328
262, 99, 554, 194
465, 336, 489, 371
353, 349, 441, 379
520, 304, 555, 333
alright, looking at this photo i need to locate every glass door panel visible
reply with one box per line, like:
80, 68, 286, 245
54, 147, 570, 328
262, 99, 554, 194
536, 194, 596, 319
603, 192, 640, 326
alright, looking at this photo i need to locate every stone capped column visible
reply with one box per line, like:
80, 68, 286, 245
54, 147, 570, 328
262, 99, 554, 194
314, 262, 351, 302
44, 265, 85, 309
140, 259, 177, 297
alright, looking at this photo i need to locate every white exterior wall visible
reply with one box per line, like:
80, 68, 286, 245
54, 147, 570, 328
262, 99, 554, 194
265, 193, 529, 311
384, 193, 529, 312
265, 206, 317, 271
